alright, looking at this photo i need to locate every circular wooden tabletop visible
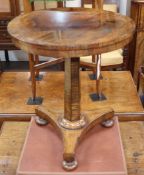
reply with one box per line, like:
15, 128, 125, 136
8, 9, 135, 58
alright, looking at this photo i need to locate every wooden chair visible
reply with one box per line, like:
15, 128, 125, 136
56, 0, 127, 73
80, 0, 127, 73
23, 0, 64, 105
57, 0, 125, 99
79, 0, 128, 99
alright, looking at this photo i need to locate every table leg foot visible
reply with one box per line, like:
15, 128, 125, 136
29, 74, 43, 81
89, 73, 96, 80
35, 116, 49, 126
101, 119, 114, 128
62, 159, 78, 171
89, 73, 103, 80
90, 93, 106, 101
27, 97, 43, 105
35, 74, 43, 81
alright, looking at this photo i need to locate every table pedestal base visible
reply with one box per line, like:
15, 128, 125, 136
34, 107, 114, 170
17, 116, 127, 175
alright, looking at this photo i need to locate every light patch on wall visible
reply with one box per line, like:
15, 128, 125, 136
0, 51, 51, 61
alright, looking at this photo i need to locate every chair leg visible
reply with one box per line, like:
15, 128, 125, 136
95, 55, 102, 98
34, 55, 43, 80
0, 58, 3, 72
59, 61, 65, 71
4, 50, 10, 62
29, 54, 36, 100
92, 55, 96, 75
123, 46, 129, 70
137, 67, 142, 92
81, 67, 86, 71
90, 55, 106, 101
92, 67, 96, 76
27, 54, 43, 105
35, 55, 40, 77
89, 55, 97, 80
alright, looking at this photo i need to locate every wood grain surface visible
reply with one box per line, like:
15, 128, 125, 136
35, 106, 114, 163
64, 58, 81, 121
120, 121, 144, 175
8, 9, 135, 58
0, 122, 29, 175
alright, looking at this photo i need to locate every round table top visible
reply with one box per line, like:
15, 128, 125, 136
8, 8, 135, 58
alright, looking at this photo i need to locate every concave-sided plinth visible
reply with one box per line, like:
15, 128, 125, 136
17, 117, 127, 175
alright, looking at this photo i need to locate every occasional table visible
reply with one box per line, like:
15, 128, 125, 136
8, 8, 135, 170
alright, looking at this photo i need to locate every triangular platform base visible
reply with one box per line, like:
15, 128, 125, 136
17, 117, 127, 175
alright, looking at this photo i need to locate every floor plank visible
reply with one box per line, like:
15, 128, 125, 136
0, 122, 29, 175
120, 122, 144, 175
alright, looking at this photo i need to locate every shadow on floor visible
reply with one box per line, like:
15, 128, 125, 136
1, 61, 64, 72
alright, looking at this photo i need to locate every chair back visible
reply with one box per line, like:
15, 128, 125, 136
23, 0, 33, 13
23, 0, 104, 13
23, 0, 63, 13
91, 0, 103, 10
83, 0, 119, 12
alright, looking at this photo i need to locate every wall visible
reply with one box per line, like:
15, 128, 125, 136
119, 0, 131, 16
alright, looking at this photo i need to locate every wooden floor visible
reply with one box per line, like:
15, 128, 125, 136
0, 71, 143, 114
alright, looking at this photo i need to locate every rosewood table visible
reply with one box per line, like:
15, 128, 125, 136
8, 9, 135, 170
